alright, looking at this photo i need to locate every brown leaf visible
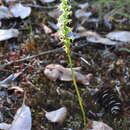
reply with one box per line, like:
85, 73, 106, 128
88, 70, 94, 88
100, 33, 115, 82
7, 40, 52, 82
88, 120, 113, 130
44, 64, 92, 85
21, 40, 38, 53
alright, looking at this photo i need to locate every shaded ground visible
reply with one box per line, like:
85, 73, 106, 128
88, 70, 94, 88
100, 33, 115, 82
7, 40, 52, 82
0, 0, 130, 130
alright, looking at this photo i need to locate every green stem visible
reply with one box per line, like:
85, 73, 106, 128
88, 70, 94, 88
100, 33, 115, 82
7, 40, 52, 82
67, 51, 87, 127
58, 0, 87, 127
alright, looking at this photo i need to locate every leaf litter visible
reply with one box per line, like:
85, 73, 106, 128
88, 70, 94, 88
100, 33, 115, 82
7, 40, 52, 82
0, 72, 22, 88
88, 120, 113, 130
39, 0, 56, 3
44, 64, 93, 85
0, 29, 19, 41
44, 107, 67, 124
0, 105, 32, 130
0, 3, 31, 20
0, 0, 129, 130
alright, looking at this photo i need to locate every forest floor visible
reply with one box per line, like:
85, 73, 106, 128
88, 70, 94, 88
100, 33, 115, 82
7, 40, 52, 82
0, 0, 130, 130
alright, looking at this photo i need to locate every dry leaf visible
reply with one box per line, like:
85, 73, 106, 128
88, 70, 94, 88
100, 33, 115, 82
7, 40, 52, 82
75, 3, 92, 24
75, 10, 92, 19
48, 21, 59, 31
0, 123, 11, 129
0, 0, 3, 5
42, 23, 52, 34
79, 31, 120, 45
0, 29, 19, 41
78, 3, 89, 9
106, 31, 130, 43
0, 105, 32, 130
44, 64, 92, 85
45, 107, 67, 124
87, 34, 119, 45
39, 0, 55, 3
4, 0, 17, 3
78, 30, 130, 46
10, 3, 31, 19
0, 72, 22, 87
10, 105, 32, 130
21, 40, 38, 53
0, 4, 31, 20
88, 121, 113, 130
48, 8, 61, 19
0, 6, 12, 19
8, 86, 24, 93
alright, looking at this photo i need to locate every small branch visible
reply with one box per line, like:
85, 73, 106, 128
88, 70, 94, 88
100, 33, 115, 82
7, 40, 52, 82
25, 4, 58, 9
22, 91, 26, 106
80, 57, 91, 66
0, 47, 64, 69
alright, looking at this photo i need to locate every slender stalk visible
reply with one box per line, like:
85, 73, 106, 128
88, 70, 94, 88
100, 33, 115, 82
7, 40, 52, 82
67, 52, 87, 127
58, 0, 87, 127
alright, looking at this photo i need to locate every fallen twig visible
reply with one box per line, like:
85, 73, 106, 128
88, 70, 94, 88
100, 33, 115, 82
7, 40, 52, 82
25, 4, 58, 9
0, 47, 64, 69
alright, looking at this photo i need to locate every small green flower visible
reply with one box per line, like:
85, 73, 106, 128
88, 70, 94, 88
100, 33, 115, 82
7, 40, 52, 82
58, 0, 73, 53
57, 0, 87, 127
